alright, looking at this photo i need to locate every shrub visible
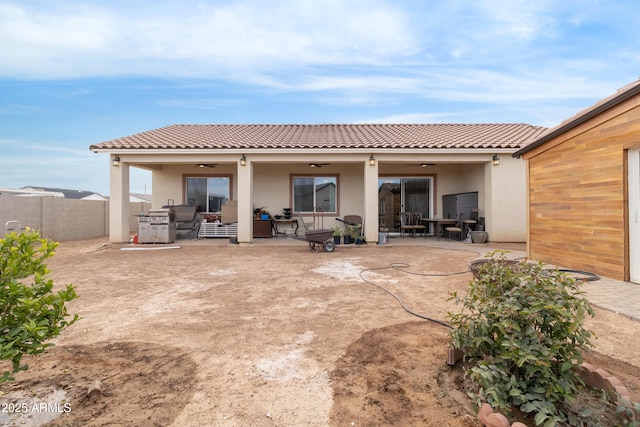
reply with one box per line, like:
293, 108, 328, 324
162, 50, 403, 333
448, 251, 595, 426
1, 228, 79, 382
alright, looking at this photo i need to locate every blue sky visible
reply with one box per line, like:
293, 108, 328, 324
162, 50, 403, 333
1, 0, 639, 196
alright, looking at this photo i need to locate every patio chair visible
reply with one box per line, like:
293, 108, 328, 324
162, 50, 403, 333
343, 215, 363, 240
379, 213, 390, 236
444, 213, 464, 241
412, 212, 426, 237
164, 204, 201, 239
343, 215, 362, 227
400, 212, 411, 238
297, 213, 314, 231
400, 212, 426, 238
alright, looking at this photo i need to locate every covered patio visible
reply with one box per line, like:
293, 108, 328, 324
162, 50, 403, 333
90, 124, 545, 244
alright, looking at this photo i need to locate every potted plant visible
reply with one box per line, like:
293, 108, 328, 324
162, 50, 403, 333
343, 225, 353, 244
332, 227, 342, 245
347, 224, 364, 245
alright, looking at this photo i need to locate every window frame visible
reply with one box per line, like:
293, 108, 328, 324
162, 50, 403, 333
183, 174, 233, 213
291, 174, 339, 214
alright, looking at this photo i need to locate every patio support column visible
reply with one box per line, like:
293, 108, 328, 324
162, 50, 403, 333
109, 157, 130, 243
237, 157, 253, 243
484, 155, 527, 242
363, 158, 379, 243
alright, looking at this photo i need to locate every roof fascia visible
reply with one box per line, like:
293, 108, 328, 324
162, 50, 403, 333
91, 147, 518, 155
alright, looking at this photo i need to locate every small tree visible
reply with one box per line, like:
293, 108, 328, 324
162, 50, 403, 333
1, 228, 79, 382
448, 251, 595, 426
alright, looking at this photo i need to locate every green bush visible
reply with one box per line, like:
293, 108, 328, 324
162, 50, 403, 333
448, 251, 595, 426
1, 228, 79, 382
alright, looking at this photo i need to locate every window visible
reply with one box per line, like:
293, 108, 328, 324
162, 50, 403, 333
185, 176, 231, 212
293, 176, 337, 213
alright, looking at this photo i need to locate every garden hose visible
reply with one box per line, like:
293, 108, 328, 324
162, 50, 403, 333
358, 262, 600, 329
554, 269, 600, 281
358, 263, 472, 329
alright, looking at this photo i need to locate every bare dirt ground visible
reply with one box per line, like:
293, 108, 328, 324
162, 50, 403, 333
1, 238, 639, 426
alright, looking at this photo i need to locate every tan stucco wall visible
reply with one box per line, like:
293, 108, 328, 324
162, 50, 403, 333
152, 164, 237, 208
253, 163, 365, 231
485, 156, 527, 242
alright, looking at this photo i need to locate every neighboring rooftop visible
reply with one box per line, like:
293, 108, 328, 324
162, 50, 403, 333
90, 123, 547, 151
21, 186, 106, 200
0, 187, 65, 197
130, 193, 152, 203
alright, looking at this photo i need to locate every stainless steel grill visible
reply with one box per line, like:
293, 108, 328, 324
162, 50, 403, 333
137, 208, 177, 243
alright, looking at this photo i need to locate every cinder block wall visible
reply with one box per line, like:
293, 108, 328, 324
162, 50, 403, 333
0, 195, 150, 241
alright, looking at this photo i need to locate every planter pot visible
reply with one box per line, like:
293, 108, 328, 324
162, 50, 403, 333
355, 238, 365, 245
333, 236, 341, 244
343, 235, 352, 244
470, 231, 488, 244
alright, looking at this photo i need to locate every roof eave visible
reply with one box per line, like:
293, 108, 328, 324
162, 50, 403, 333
91, 147, 523, 155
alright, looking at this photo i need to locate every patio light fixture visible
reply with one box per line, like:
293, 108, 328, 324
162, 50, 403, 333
240, 154, 246, 166
112, 155, 120, 167
492, 154, 500, 166
369, 154, 376, 166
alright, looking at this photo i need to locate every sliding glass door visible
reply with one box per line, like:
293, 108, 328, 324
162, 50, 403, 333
185, 176, 230, 213
378, 177, 433, 234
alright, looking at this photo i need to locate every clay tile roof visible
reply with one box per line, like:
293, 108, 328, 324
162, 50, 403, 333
90, 123, 546, 151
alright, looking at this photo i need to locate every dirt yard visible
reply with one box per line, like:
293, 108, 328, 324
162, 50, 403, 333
1, 238, 639, 426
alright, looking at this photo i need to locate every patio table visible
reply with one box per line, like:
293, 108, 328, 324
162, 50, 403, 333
422, 218, 456, 240
272, 218, 299, 237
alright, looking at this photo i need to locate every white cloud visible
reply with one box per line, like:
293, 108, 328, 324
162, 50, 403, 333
0, 3, 113, 50
0, 0, 418, 79
2, 0, 636, 108
473, 0, 558, 42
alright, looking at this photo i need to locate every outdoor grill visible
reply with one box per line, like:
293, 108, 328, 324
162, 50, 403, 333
137, 208, 177, 243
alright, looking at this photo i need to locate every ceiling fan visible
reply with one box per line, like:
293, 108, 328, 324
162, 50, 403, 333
196, 163, 217, 168
404, 163, 435, 167
308, 163, 330, 168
